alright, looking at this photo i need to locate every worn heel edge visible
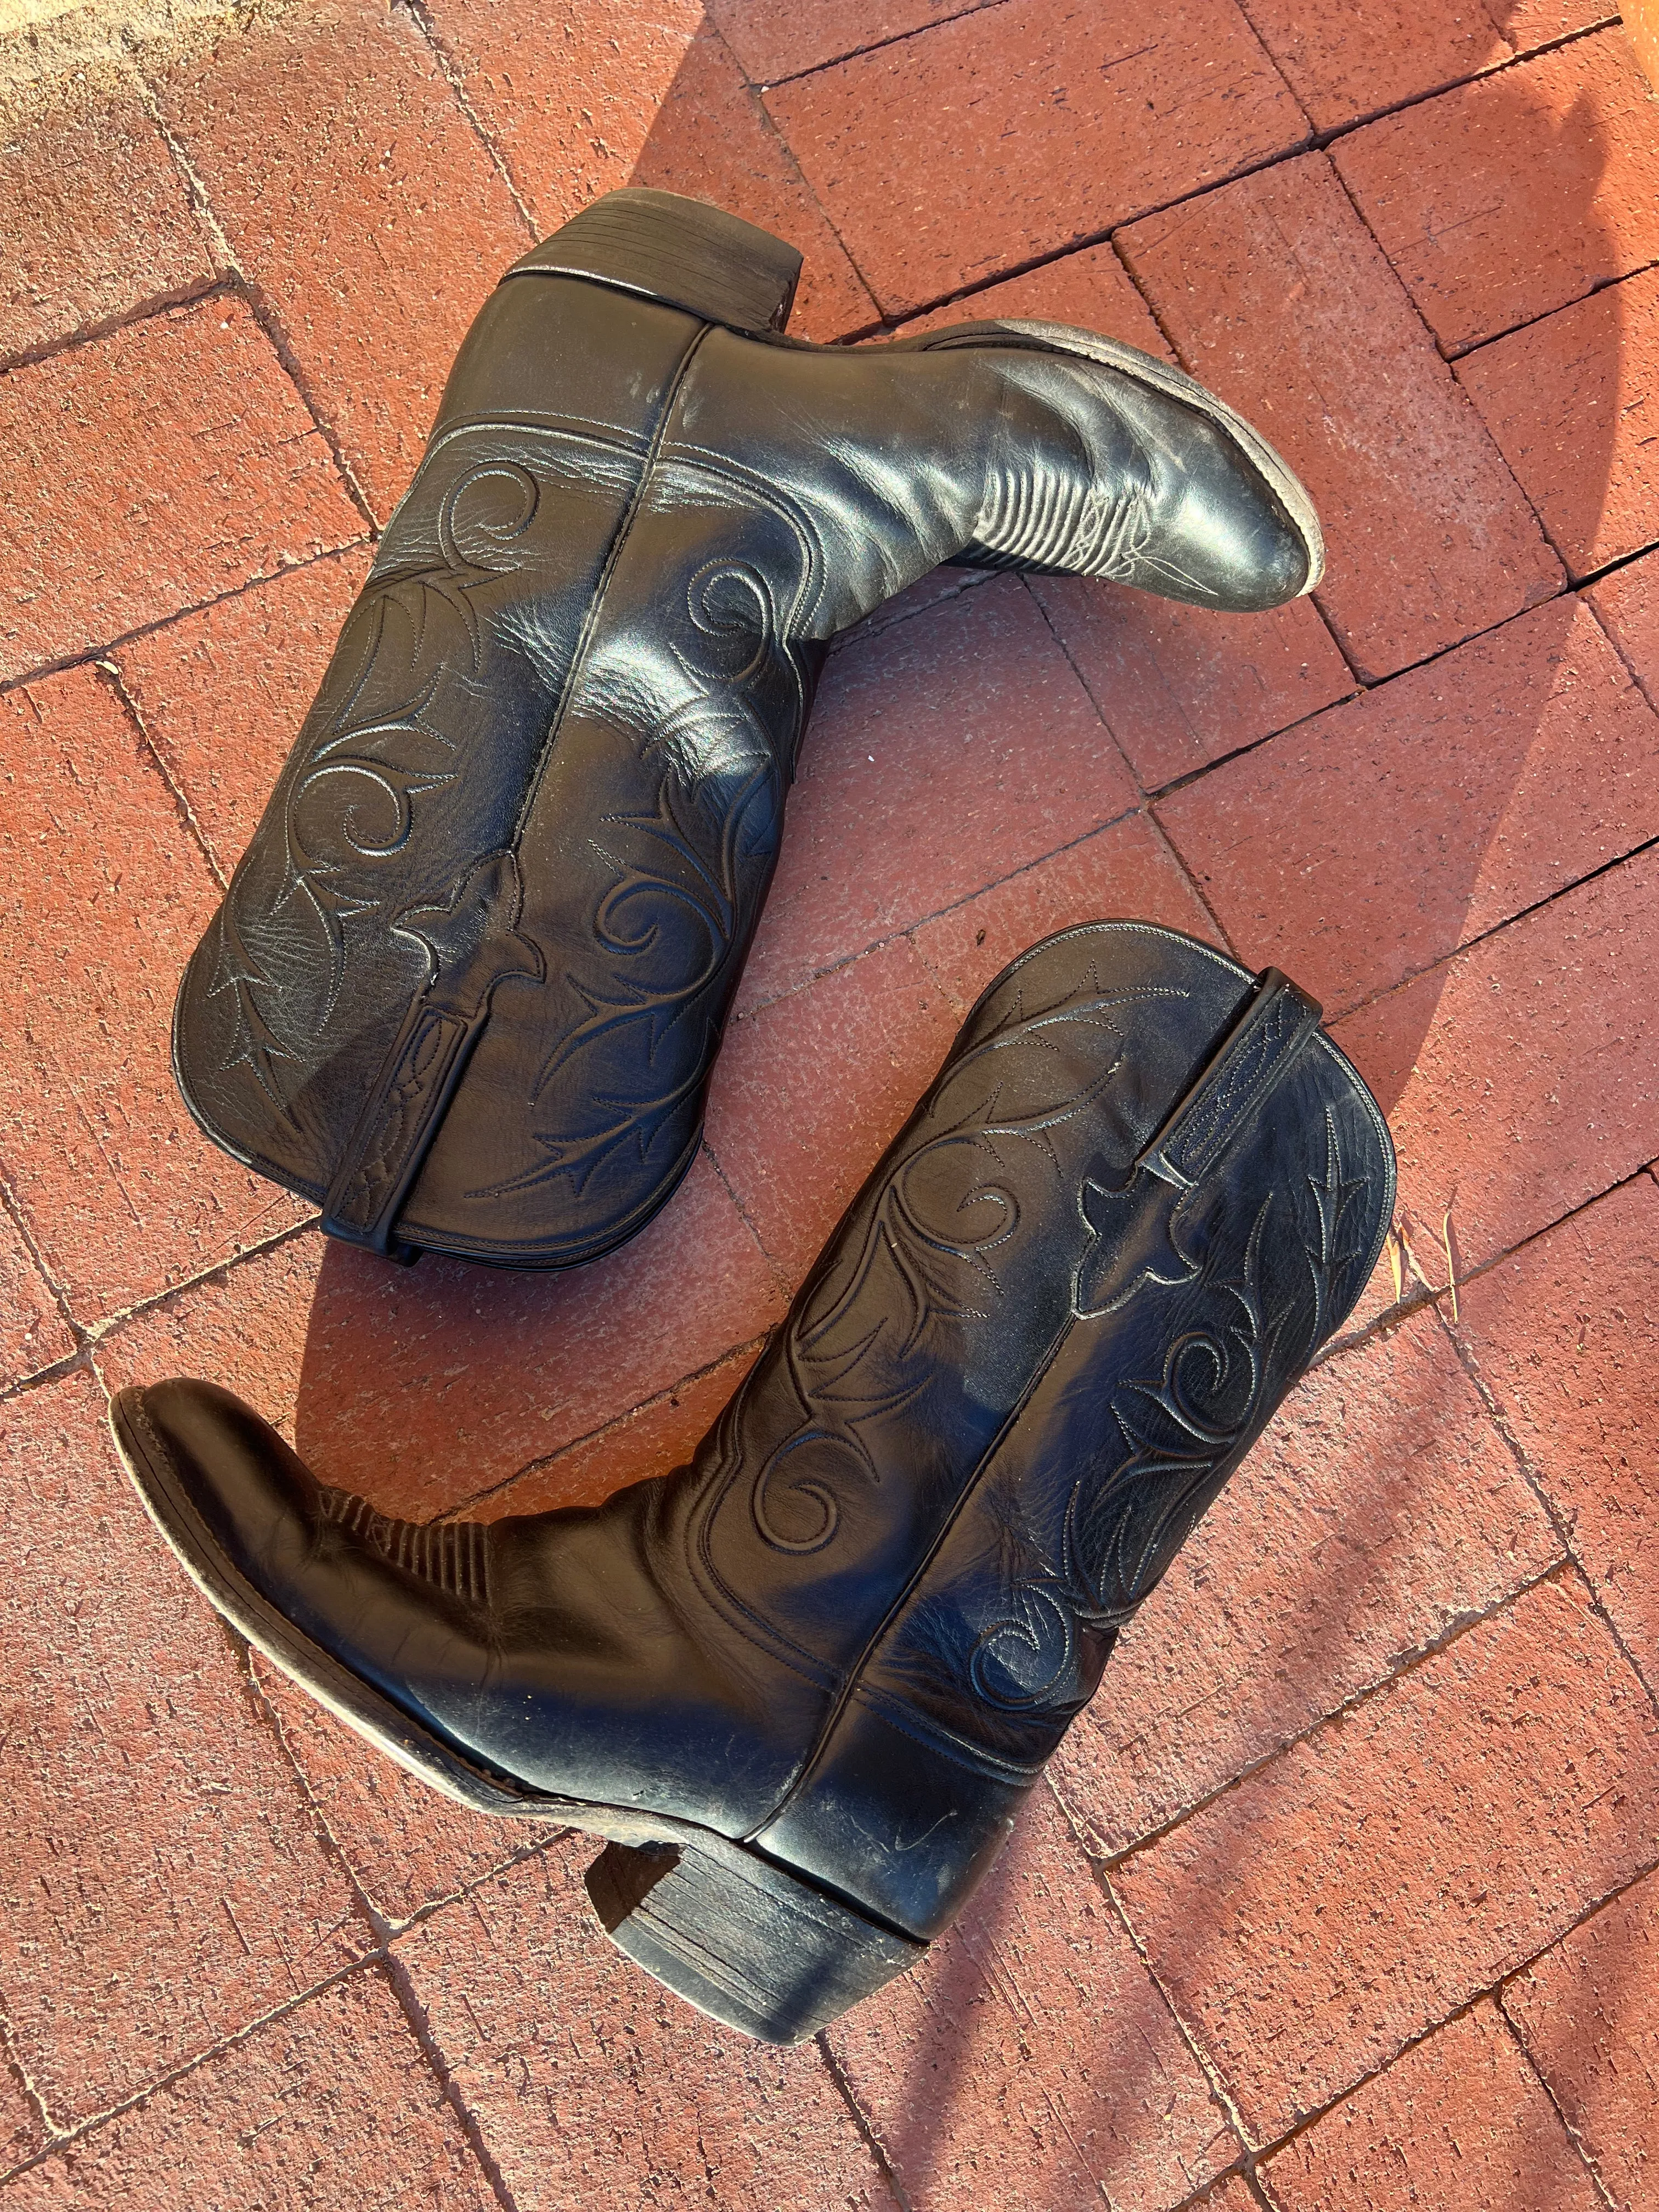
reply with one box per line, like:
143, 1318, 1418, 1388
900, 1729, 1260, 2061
586, 1834, 924, 2045
507, 186, 801, 336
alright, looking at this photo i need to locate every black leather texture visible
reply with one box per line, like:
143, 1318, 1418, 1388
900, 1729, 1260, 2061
120, 922, 1393, 1969
171, 185, 1327, 1268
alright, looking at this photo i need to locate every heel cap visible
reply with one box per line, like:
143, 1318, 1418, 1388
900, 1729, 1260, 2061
586, 1834, 922, 2044
509, 187, 801, 334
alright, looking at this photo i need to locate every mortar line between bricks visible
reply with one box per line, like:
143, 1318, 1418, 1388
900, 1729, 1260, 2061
0, 538, 373, 698
1305, 13, 1623, 152
812, 2034, 917, 2212
1583, 548, 1659, 715
397, 0, 537, 238
94, 656, 229, 894
75, 1208, 321, 1360
1440, 1300, 1659, 1722
439, 1328, 776, 1522
755, 0, 1009, 88
1489, 1998, 1621, 2209
0, 2000, 67, 2149
376, 1943, 527, 2212
0, 269, 231, 382
0, 1152, 87, 1359
0, 1954, 387, 2186
1446, 252, 1659, 365
131, 60, 382, 531
697, 1135, 794, 1302
1085, 1556, 1573, 1877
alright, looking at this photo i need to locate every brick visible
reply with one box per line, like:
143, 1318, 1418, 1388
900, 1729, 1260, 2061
0, 1207, 74, 1390
1504, 1867, 1659, 2212
421, 3, 876, 338
707, 0, 997, 84
1244, 0, 1510, 131
1112, 1576, 1659, 2140
152, 0, 528, 519
115, 548, 373, 881
1052, 1309, 1561, 1858
1588, 542, 1659, 703
4, 1967, 496, 2209
0, 2042, 42, 2174
0, 296, 358, 680
483, 1342, 763, 1517
1121, 154, 1563, 682
397, 1841, 902, 2212
1455, 1177, 1659, 1681
97, 1150, 783, 1522
705, 938, 961, 1281
910, 809, 1218, 1013
0, 1370, 367, 2126
828, 1789, 1238, 2212
0, 667, 309, 1325
740, 577, 1137, 1011
0, 60, 213, 365
1503, 0, 1621, 48
251, 1657, 558, 1931
1329, 847, 1659, 1273
899, 242, 1175, 355
1458, 264, 1659, 580
1338, 36, 1659, 356
766, 0, 1308, 318
1031, 576, 1354, 791
1158, 596, 1659, 1018
1259, 2000, 1604, 2211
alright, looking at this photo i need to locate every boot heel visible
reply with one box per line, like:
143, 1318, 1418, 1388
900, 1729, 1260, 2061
507, 186, 802, 336
585, 1833, 924, 2044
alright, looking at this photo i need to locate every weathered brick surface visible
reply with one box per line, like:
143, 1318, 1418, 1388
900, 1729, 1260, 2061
1504, 1867, 1659, 2212
1244, 0, 1510, 131
1121, 154, 1563, 682
706, 939, 960, 1281
0, 296, 358, 681
0, 61, 213, 366
1458, 263, 1659, 581
483, 1343, 762, 1517
1052, 1310, 1561, 1858
0, 667, 308, 1324
1259, 1999, 1604, 2211
899, 242, 1173, 353
115, 548, 372, 881
97, 1153, 782, 1520
707, 0, 996, 84
767, 0, 1308, 317
1329, 845, 1659, 1272
1113, 1577, 1659, 2140
0, 1211, 74, 1391
1032, 578, 1354, 792
1336, 33, 1659, 355
1455, 1177, 1659, 1681
1159, 596, 1659, 1017
909, 809, 1218, 1012
3, 1967, 496, 2209
151, 0, 528, 519
423, 2, 875, 338
740, 578, 1137, 1011
1588, 542, 1659, 701
0, 2046, 42, 2175
0, 1370, 368, 2127
828, 1790, 1238, 2212
397, 1842, 902, 2212
251, 1658, 557, 1931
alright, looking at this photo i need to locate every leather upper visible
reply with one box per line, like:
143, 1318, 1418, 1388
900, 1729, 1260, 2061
131, 923, 1394, 1942
172, 187, 1326, 1268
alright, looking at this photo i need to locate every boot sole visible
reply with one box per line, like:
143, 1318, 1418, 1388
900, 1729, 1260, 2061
109, 1387, 922, 2043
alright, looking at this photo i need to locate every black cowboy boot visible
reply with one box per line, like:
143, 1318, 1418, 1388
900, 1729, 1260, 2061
118, 922, 1392, 2042
172, 187, 1325, 1269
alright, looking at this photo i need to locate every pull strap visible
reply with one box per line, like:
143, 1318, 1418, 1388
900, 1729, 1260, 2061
321, 850, 543, 1262
1074, 967, 1323, 1318
1140, 966, 1324, 1192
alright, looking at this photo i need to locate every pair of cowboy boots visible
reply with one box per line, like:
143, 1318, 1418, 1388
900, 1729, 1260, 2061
114, 190, 1393, 2041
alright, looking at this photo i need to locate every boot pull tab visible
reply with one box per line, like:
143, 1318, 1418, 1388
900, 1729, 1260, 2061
1075, 967, 1323, 1317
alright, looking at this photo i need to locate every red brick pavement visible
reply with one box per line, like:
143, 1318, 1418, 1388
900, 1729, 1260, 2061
2, 1, 1656, 2203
